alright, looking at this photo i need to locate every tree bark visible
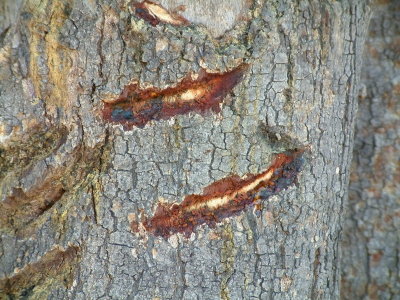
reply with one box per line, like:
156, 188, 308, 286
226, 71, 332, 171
0, 0, 371, 299
341, 1, 400, 299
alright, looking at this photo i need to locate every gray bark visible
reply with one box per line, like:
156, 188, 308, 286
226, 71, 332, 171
341, 2, 400, 299
0, 0, 371, 299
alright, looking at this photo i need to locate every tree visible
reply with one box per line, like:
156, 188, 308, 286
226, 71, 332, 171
341, 1, 400, 299
0, 0, 382, 299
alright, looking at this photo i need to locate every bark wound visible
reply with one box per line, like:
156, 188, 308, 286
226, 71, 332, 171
0, 246, 80, 298
0, 140, 111, 235
102, 64, 248, 129
133, 0, 189, 26
0, 126, 68, 181
132, 149, 304, 238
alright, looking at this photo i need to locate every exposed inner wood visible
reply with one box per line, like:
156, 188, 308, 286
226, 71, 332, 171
187, 169, 274, 212
133, 0, 189, 26
132, 149, 304, 238
102, 64, 248, 129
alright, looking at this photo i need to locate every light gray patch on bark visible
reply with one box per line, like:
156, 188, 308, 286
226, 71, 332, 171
158, 0, 251, 38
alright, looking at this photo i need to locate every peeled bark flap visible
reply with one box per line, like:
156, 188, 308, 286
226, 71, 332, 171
0, 0, 373, 299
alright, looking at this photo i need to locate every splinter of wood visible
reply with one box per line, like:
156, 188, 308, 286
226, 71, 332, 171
133, 1, 189, 26
131, 149, 304, 238
102, 64, 248, 129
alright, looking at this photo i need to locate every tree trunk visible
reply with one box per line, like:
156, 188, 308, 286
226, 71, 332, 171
0, 0, 371, 299
341, 1, 400, 299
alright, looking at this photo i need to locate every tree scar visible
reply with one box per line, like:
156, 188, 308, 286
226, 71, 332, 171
102, 64, 248, 129
133, 1, 189, 26
131, 149, 304, 238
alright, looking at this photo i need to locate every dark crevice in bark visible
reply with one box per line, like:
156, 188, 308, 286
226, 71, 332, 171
311, 247, 321, 300
90, 184, 98, 225
97, 6, 105, 82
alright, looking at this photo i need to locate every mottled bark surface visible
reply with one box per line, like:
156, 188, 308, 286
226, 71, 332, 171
0, 0, 370, 299
341, 1, 400, 299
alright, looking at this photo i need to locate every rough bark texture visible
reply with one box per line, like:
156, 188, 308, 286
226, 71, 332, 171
341, 1, 400, 299
0, 0, 371, 299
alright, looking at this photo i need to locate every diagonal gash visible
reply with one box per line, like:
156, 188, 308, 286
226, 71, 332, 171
132, 149, 305, 238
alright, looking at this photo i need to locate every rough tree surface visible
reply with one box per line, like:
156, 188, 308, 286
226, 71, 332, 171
0, 0, 373, 299
341, 1, 400, 299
